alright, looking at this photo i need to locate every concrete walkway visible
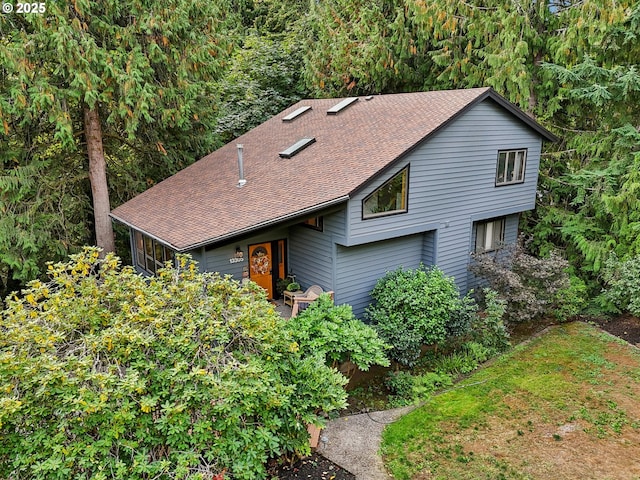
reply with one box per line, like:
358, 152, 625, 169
316, 406, 415, 480
275, 298, 413, 478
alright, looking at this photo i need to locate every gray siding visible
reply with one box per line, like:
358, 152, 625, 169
194, 210, 347, 294
335, 233, 428, 319
345, 99, 541, 292
505, 214, 520, 244
288, 210, 345, 291
422, 230, 436, 266
466, 213, 520, 291
198, 226, 289, 279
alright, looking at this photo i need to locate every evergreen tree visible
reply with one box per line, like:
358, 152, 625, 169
0, 0, 234, 294
527, 5, 640, 279
303, 0, 639, 292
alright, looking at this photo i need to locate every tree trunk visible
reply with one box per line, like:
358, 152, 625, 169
528, 52, 544, 118
84, 106, 115, 255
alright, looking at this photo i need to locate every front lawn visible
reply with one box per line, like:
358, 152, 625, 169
381, 322, 640, 480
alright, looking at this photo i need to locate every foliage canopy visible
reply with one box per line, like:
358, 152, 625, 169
0, 249, 347, 479
0, 0, 234, 294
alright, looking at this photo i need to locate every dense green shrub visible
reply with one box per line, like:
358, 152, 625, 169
445, 294, 478, 341
601, 253, 640, 316
366, 265, 469, 367
285, 294, 390, 373
384, 371, 416, 399
433, 342, 491, 376
470, 237, 586, 323
472, 288, 510, 353
384, 371, 453, 406
0, 248, 347, 480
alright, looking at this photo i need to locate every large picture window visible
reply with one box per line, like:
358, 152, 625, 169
496, 149, 527, 186
363, 166, 409, 219
134, 231, 175, 274
475, 217, 506, 253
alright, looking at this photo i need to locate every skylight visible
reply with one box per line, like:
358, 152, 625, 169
279, 137, 316, 158
282, 106, 312, 122
327, 97, 358, 115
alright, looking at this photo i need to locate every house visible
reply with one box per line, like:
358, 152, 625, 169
110, 88, 557, 318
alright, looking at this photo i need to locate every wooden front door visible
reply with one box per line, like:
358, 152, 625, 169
249, 242, 274, 298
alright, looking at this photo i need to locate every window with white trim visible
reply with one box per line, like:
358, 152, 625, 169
134, 231, 175, 274
475, 217, 506, 253
363, 166, 409, 219
496, 149, 527, 186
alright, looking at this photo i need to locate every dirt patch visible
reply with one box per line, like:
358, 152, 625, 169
271, 452, 355, 479
592, 313, 640, 346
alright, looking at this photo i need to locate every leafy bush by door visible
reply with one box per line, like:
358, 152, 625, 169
285, 294, 390, 373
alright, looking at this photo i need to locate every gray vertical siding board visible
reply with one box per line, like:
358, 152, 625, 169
433, 220, 474, 292
422, 230, 436, 266
288, 210, 345, 291
335, 234, 425, 318
343, 100, 541, 291
504, 214, 520, 244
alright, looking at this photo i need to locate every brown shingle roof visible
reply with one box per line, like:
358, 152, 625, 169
110, 87, 556, 251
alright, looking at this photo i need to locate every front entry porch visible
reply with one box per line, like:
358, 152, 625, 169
248, 239, 286, 300
272, 288, 335, 319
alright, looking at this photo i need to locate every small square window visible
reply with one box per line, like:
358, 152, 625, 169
475, 218, 506, 253
301, 216, 323, 231
496, 149, 527, 186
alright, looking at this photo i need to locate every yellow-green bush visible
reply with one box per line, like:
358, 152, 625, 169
0, 248, 347, 479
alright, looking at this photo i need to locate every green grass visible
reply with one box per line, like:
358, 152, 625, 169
381, 322, 640, 480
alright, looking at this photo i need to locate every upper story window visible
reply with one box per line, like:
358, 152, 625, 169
475, 217, 506, 253
134, 230, 175, 274
496, 149, 527, 186
363, 166, 409, 219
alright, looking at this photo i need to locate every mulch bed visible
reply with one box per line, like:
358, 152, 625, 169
270, 314, 640, 479
592, 314, 640, 346
271, 452, 355, 480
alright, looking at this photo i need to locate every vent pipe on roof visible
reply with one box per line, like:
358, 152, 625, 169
237, 144, 246, 188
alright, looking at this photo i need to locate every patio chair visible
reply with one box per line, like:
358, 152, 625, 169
290, 285, 325, 317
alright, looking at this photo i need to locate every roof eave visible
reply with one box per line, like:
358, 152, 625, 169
481, 89, 560, 143
109, 213, 182, 251
111, 195, 350, 253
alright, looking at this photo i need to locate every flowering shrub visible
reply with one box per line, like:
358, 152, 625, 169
0, 248, 347, 479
